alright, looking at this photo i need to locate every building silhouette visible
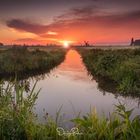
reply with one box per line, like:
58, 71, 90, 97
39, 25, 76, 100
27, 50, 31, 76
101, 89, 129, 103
131, 38, 140, 46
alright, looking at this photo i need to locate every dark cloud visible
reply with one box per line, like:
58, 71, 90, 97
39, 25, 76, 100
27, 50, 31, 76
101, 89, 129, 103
91, 10, 140, 26
6, 9, 140, 36
5, 3, 140, 45
0, 0, 93, 8
6, 19, 49, 34
56, 5, 100, 20
1, 0, 140, 13
54, 8, 140, 27
93, 0, 140, 12
0, 0, 91, 4
1, 0, 140, 24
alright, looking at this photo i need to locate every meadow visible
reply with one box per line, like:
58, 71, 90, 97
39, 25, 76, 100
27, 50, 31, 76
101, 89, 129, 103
0, 47, 66, 80
79, 48, 140, 96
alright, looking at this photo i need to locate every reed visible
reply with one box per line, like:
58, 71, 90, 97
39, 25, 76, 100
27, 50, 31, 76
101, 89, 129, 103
79, 48, 140, 95
0, 82, 140, 140
0, 47, 66, 80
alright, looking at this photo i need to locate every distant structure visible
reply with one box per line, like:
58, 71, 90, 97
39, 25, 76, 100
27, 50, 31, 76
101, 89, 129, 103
130, 38, 140, 46
84, 41, 90, 47
130, 38, 134, 46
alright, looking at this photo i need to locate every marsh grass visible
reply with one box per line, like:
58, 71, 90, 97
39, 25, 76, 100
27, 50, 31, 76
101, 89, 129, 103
0, 81, 58, 140
0, 82, 140, 140
72, 104, 140, 140
0, 47, 66, 80
79, 48, 140, 95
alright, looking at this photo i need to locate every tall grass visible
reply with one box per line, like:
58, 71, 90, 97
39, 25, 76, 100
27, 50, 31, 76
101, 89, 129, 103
79, 49, 140, 95
0, 47, 66, 80
72, 102, 140, 140
0, 82, 140, 140
0, 81, 58, 140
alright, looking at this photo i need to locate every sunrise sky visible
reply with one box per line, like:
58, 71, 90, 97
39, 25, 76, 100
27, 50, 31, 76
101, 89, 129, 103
0, 0, 140, 45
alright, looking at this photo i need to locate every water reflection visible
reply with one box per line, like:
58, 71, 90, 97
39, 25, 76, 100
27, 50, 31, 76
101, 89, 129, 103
27, 49, 140, 128
56, 49, 93, 82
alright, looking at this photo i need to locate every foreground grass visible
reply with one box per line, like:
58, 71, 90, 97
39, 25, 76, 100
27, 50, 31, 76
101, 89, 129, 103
79, 48, 140, 95
0, 82, 140, 140
0, 47, 66, 80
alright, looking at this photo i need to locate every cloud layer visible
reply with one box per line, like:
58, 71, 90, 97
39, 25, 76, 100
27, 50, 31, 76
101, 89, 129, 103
6, 19, 48, 34
6, 9, 140, 34
2, 0, 140, 44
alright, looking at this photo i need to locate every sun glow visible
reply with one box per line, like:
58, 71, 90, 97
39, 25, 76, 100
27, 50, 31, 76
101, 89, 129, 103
63, 41, 70, 48
60, 40, 74, 48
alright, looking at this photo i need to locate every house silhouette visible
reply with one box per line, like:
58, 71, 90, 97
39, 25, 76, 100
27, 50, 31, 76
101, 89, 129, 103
131, 38, 140, 46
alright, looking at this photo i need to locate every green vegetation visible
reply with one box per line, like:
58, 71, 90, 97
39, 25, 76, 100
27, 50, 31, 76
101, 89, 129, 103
73, 103, 140, 140
0, 82, 140, 140
0, 47, 66, 80
0, 47, 140, 139
79, 49, 140, 95
0, 81, 58, 140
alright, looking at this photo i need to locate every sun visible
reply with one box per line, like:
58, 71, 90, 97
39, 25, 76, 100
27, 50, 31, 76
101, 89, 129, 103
63, 41, 70, 48
59, 40, 74, 48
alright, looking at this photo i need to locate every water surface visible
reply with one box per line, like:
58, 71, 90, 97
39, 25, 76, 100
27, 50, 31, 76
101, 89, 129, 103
30, 49, 140, 127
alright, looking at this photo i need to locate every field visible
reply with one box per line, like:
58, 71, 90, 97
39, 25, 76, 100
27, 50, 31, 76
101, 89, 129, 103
79, 47, 140, 96
0, 47, 66, 80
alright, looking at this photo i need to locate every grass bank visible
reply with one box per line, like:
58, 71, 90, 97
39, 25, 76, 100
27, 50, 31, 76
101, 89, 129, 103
0, 82, 140, 140
79, 48, 140, 95
0, 47, 66, 80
